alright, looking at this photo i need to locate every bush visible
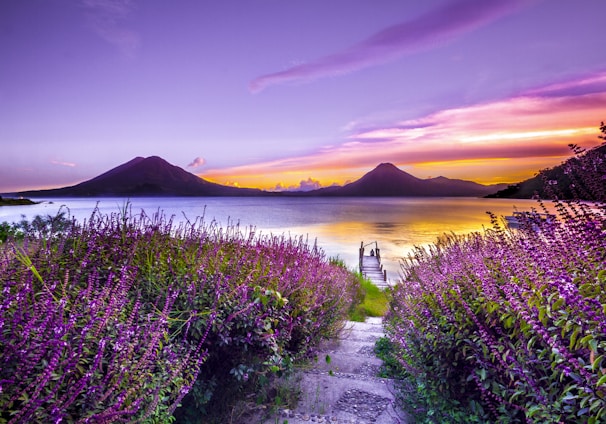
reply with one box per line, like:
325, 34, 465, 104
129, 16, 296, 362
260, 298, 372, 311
385, 137, 606, 423
0, 222, 19, 244
0, 207, 359, 422
1, 209, 73, 243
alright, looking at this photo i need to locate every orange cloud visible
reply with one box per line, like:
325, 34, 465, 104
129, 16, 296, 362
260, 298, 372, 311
204, 73, 606, 190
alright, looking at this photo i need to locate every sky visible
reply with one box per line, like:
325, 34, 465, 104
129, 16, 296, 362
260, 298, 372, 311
1, 0, 605, 193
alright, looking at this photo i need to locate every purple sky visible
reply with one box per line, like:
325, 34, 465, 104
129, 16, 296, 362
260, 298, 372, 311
1, 0, 605, 192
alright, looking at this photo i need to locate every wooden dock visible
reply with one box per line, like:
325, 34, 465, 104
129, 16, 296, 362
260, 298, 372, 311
359, 241, 389, 290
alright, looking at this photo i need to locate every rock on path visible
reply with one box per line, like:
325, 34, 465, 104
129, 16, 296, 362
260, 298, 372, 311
263, 317, 407, 424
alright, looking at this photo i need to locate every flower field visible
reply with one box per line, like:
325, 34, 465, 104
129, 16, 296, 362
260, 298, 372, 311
0, 208, 359, 423
384, 139, 606, 422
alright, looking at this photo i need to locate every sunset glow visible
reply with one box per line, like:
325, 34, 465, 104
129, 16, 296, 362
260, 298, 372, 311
203, 84, 606, 189
1, 1, 604, 193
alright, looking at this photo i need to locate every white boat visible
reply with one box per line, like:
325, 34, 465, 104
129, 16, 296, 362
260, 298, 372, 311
505, 211, 555, 230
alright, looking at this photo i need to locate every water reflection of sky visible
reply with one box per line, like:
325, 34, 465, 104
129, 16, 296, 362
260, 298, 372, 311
1, 197, 555, 282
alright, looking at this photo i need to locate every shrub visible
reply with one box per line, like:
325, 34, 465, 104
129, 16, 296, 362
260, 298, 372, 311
0, 222, 20, 244
0, 214, 210, 423
1, 206, 358, 422
385, 135, 606, 423
1, 209, 73, 244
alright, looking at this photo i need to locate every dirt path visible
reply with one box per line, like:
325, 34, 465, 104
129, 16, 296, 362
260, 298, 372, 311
263, 317, 407, 424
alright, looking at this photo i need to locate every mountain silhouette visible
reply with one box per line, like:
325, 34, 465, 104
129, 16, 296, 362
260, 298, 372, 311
305, 163, 506, 197
14, 157, 506, 198
17, 156, 264, 197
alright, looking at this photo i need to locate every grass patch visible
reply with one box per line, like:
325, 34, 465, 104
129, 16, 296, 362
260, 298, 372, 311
348, 274, 389, 321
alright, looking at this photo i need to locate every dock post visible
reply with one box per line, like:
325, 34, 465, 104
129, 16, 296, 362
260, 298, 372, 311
359, 242, 364, 272
383, 269, 387, 281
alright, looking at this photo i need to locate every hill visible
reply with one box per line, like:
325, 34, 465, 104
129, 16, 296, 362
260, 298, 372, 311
17, 156, 265, 197
305, 163, 507, 197
487, 144, 606, 200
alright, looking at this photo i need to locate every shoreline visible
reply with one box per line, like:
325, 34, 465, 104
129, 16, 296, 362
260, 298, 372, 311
0, 196, 38, 207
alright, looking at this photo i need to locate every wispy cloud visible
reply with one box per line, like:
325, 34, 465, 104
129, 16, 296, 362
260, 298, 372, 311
187, 156, 206, 168
526, 71, 606, 98
212, 71, 606, 186
81, 0, 140, 57
250, 0, 534, 93
51, 160, 77, 168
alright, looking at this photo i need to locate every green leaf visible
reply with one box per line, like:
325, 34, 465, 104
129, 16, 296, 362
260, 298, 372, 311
527, 405, 541, 417
509, 390, 525, 403
592, 355, 603, 371
596, 374, 606, 388
580, 335, 594, 347
552, 297, 565, 310
590, 399, 604, 412
504, 316, 514, 328
570, 327, 580, 350
527, 335, 537, 350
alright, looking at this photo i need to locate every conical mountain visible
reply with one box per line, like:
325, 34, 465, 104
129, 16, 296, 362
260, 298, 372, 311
332, 163, 427, 196
17, 156, 264, 197
310, 163, 505, 196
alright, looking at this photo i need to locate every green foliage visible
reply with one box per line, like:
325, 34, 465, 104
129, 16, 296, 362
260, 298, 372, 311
374, 337, 404, 379
0, 221, 23, 243
1, 210, 74, 244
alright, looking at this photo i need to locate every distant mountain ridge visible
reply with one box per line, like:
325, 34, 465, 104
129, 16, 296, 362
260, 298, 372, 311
303, 163, 507, 197
14, 157, 507, 198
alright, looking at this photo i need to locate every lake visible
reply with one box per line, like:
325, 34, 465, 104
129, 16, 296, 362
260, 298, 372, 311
0, 197, 550, 280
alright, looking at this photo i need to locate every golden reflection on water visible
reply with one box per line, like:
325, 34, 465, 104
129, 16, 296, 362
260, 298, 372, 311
285, 198, 557, 279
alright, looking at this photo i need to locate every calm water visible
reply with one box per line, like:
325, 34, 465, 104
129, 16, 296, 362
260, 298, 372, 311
0, 197, 551, 279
